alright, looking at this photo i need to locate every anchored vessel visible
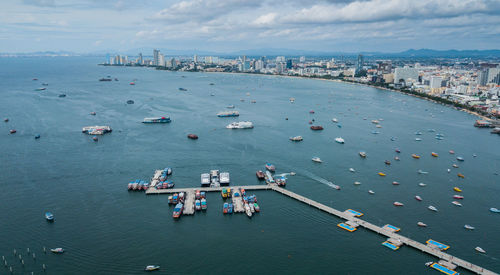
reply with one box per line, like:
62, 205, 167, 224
142, 117, 171, 123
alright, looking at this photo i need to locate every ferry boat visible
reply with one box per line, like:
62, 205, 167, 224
45, 212, 54, 221
428, 205, 438, 212
310, 125, 324, 130
50, 248, 64, 253
334, 137, 345, 144
417, 222, 427, 227
475, 247, 486, 253
145, 265, 160, 271
454, 187, 462, 192
195, 200, 201, 211
142, 117, 171, 123
256, 170, 265, 180
452, 201, 462, 207
217, 111, 239, 117
457, 173, 465, 178
289, 136, 303, 141
219, 172, 230, 186
244, 203, 252, 217
173, 203, 183, 219
411, 154, 420, 159
393, 202, 404, 206
415, 195, 422, 201
431, 152, 438, 157
223, 202, 229, 214
265, 163, 275, 172
226, 121, 253, 129
201, 199, 207, 210
312, 157, 322, 163
359, 151, 367, 158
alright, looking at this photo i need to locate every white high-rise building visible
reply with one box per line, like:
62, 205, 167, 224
299, 56, 306, 63
153, 49, 160, 66
158, 53, 165, 67
194, 54, 198, 63
394, 67, 419, 84
430, 76, 443, 89
276, 56, 285, 62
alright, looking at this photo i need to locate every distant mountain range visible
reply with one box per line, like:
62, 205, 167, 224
2, 48, 500, 58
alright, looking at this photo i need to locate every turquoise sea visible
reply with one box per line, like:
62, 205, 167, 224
0, 57, 499, 274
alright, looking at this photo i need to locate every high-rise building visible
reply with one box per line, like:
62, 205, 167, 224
394, 67, 419, 84
356, 54, 364, 71
299, 56, 306, 63
276, 56, 285, 63
430, 76, 443, 89
194, 54, 198, 63
138, 53, 143, 65
153, 49, 160, 66
478, 69, 488, 86
255, 60, 264, 71
286, 59, 293, 69
158, 53, 165, 67
487, 67, 500, 84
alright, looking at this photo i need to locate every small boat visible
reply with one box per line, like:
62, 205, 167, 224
475, 247, 486, 253
419, 183, 426, 187
289, 97, 295, 103
371, 130, 380, 134
368, 190, 375, 194
428, 205, 438, 212
453, 195, 464, 199
418, 170, 428, 174
249, 203, 255, 213
4, 118, 8, 122
50, 248, 64, 253
201, 199, 207, 210
126, 100, 134, 104
265, 163, 275, 172
178, 87, 187, 91
332, 118, 338, 123
359, 151, 367, 158
454, 187, 462, 192
452, 201, 462, 207
431, 152, 438, 157
226, 105, 235, 109
310, 125, 323, 130
393, 202, 404, 206
223, 203, 228, 214
449, 150, 455, 154
145, 265, 160, 271
195, 200, 201, 211
334, 137, 345, 144
217, 111, 239, 117
289, 136, 303, 141
395, 148, 401, 153
254, 203, 260, 212
412, 154, 420, 159
187, 134, 198, 140
456, 156, 464, 161
354, 181, 361, 185
45, 212, 54, 221
415, 138, 422, 141
142, 117, 171, 123
447, 169, 451, 173
490, 208, 500, 213
10, 129, 16, 134
384, 160, 391, 165
371, 120, 379, 124
392, 181, 400, 185
457, 173, 465, 178
173, 203, 183, 219
309, 110, 315, 114
394, 156, 400, 161
415, 196, 422, 201
312, 157, 322, 163
129, 82, 135, 85
464, 224, 475, 230
90, 112, 96, 116
256, 170, 265, 180
417, 222, 427, 227
92, 136, 98, 142
35, 134, 41, 139
58, 94, 66, 98
349, 168, 355, 172
378, 172, 386, 176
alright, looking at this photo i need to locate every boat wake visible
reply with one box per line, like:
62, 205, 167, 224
298, 170, 340, 190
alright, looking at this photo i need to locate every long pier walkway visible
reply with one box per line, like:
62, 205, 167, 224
146, 183, 497, 275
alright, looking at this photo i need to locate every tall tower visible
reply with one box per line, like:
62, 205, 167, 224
153, 49, 160, 66
356, 54, 364, 71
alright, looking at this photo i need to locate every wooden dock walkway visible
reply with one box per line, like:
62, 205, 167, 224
145, 184, 272, 195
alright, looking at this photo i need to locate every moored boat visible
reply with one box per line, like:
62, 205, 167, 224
453, 195, 464, 199
201, 199, 207, 210
256, 170, 265, 180
142, 117, 171, 123
265, 163, 275, 172
254, 203, 260, 212
223, 202, 229, 214
452, 201, 462, 207
378, 172, 386, 176
475, 247, 486, 253
195, 199, 201, 211
395, 148, 401, 153
385, 160, 391, 165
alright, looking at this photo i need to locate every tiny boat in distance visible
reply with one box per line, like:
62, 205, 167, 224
415, 138, 422, 141
10, 129, 16, 134
354, 181, 361, 185
412, 154, 420, 159
312, 157, 322, 163
393, 202, 404, 206
457, 173, 465, 178
449, 150, 455, 154
456, 156, 465, 161
310, 125, 323, 130
417, 222, 427, 227
334, 137, 345, 144
475, 247, 486, 253
45, 212, 54, 221
309, 110, 315, 114
418, 170, 428, 174
452, 164, 459, 168
419, 183, 427, 187
378, 172, 386, 176
428, 205, 438, 212
349, 168, 355, 172
452, 201, 462, 207
145, 265, 160, 271
142, 117, 171, 123
392, 181, 399, 185
226, 104, 235, 109
332, 118, 338, 123
431, 152, 438, 157
187, 134, 198, 139
454, 187, 462, 192
368, 190, 375, 194
415, 196, 422, 201
385, 160, 391, 165
289, 136, 303, 141
50, 248, 64, 253
453, 195, 464, 199
464, 224, 475, 230
178, 87, 187, 91
395, 148, 401, 153
359, 151, 367, 158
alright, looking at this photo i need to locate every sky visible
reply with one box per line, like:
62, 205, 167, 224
1, 0, 500, 54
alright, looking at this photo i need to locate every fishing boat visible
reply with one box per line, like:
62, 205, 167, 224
368, 190, 375, 194
92, 136, 98, 142
447, 169, 451, 173
490, 208, 500, 213
428, 205, 438, 212
256, 170, 265, 180
275, 175, 287, 186
90, 112, 96, 116
378, 172, 386, 176
187, 134, 198, 140
312, 157, 322, 163
371, 130, 380, 134
385, 160, 391, 165
415, 196, 422, 201
254, 203, 260, 212
417, 222, 427, 227
354, 181, 361, 185
454, 187, 462, 192
50, 248, 64, 253
310, 125, 323, 130
35, 87, 46, 91
173, 203, 183, 219
457, 173, 465, 178
412, 154, 420, 159
244, 203, 252, 217
392, 181, 400, 185
419, 183, 427, 187
223, 202, 229, 214
431, 152, 438, 157
126, 100, 134, 104
456, 156, 464, 161
201, 199, 207, 210
371, 120, 379, 124
453, 195, 464, 199
142, 117, 171, 123
265, 163, 275, 172
217, 111, 239, 117
393, 202, 404, 206
359, 151, 367, 158
452, 201, 462, 207
332, 118, 338, 123
349, 168, 356, 172
289, 136, 303, 141
334, 137, 345, 144
145, 265, 160, 271
464, 225, 475, 230
475, 247, 486, 253
45, 212, 54, 221
376, 125, 382, 128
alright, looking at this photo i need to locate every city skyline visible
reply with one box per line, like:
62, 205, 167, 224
2, 0, 500, 53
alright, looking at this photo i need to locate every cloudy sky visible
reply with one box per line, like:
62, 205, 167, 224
1, 0, 500, 53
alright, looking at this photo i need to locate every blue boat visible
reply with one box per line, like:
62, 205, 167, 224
228, 203, 233, 214
45, 212, 54, 221
142, 117, 171, 123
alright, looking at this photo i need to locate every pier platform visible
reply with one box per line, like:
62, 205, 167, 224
183, 190, 195, 215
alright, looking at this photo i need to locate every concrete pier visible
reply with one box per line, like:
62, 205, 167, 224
183, 190, 195, 215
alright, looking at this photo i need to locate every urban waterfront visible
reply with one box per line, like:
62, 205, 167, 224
0, 57, 499, 274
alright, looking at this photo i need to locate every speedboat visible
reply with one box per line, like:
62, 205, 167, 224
378, 172, 386, 176
490, 208, 500, 213
145, 265, 160, 271
354, 181, 361, 185
393, 202, 404, 206
475, 247, 486, 253
412, 154, 420, 159
456, 156, 464, 161
431, 152, 438, 157
452, 201, 462, 207
126, 100, 134, 104
50, 248, 64, 253
454, 187, 462, 192
394, 156, 400, 161
464, 225, 475, 230
368, 190, 375, 194
415, 138, 422, 141
290, 172, 296, 176
418, 170, 428, 174
332, 118, 338, 123
265, 163, 275, 172
10, 129, 16, 134
334, 137, 344, 144
254, 203, 260, 212
419, 183, 427, 187
415, 196, 422, 201
359, 151, 367, 158
395, 148, 401, 153
349, 168, 355, 172
312, 157, 322, 163
452, 164, 459, 168
45, 212, 54, 221
453, 195, 464, 199
428, 205, 438, 212
457, 173, 465, 178
385, 160, 391, 165
447, 169, 451, 173
289, 136, 303, 141
392, 181, 400, 185
417, 222, 427, 227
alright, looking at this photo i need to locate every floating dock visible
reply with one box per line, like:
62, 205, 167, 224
145, 183, 497, 275
382, 224, 401, 233
430, 263, 459, 275
382, 241, 400, 250
232, 194, 245, 213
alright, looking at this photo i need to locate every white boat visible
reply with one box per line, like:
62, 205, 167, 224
349, 168, 355, 172
219, 172, 230, 185
289, 136, 303, 141
415, 138, 422, 141
368, 190, 375, 194
332, 118, 338, 123
249, 203, 255, 213
452, 201, 462, 207
145, 265, 160, 271
50, 248, 64, 253
464, 224, 475, 230
289, 97, 295, 103
417, 222, 427, 227
244, 203, 252, 217
334, 137, 345, 144
217, 111, 239, 117
354, 181, 361, 185
418, 170, 428, 174
490, 208, 500, 213
419, 183, 427, 187
475, 247, 486, 253
447, 169, 451, 173
226, 121, 253, 129
290, 172, 296, 176
428, 205, 438, 212
226, 105, 235, 109
312, 157, 322, 163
